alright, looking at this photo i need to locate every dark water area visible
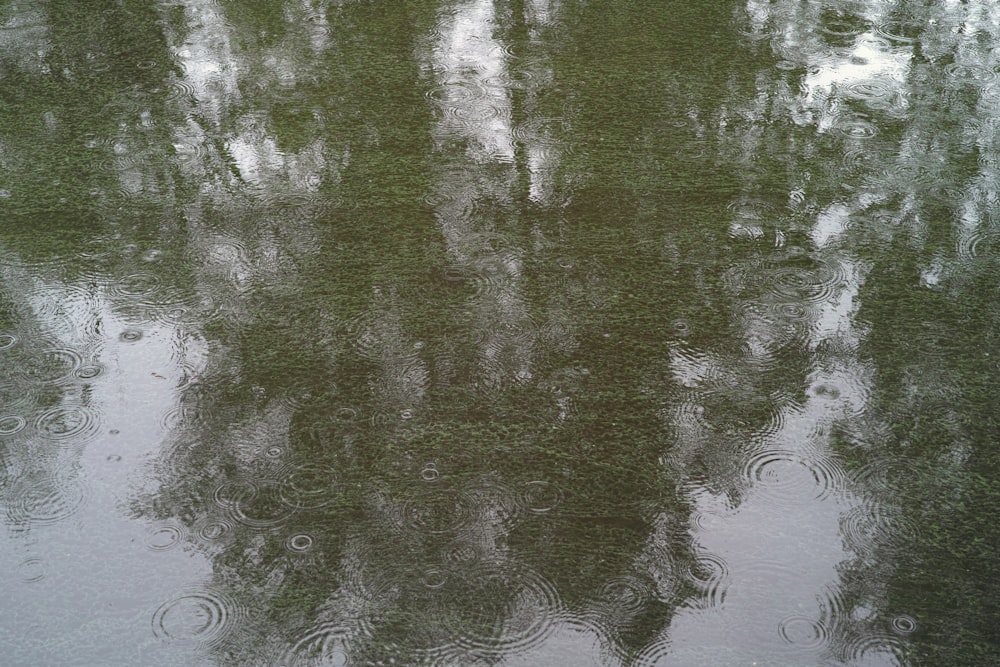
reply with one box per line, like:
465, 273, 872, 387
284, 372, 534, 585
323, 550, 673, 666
1, 0, 999, 664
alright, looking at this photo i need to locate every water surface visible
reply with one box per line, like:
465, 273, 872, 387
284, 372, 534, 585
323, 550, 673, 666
1, 0, 999, 665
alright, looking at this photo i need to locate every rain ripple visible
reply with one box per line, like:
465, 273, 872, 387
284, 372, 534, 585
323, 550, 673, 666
956, 226, 1000, 260
684, 552, 729, 609
739, 558, 811, 604
519, 479, 563, 514
0, 384, 38, 418
107, 272, 161, 298
261, 192, 336, 223
18, 556, 47, 583
34, 404, 103, 443
840, 632, 909, 665
401, 486, 476, 536
151, 588, 245, 648
280, 464, 338, 510
75, 364, 104, 380
458, 480, 520, 531
875, 19, 924, 44
944, 62, 998, 88
228, 480, 295, 530
470, 249, 524, 297
767, 300, 813, 323
159, 402, 202, 433
0, 415, 27, 436
762, 257, 849, 304
448, 562, 562, 658
5, 473, 90, 526
428, 81, 512, 135
845, 79, 898, 107
890, 614, 917, 636
832, 115, 879, 140
425, 80, 487, 107
274, 381, 331, 415
734, 13, 780, 42
194, 517, 235, 544
19, 347, 83, 385
119, 329, 144, 343
742, 446, 846, 504
595, 574, 655, 616
777, 614, 829, 650
284, 533, 315, 554
144, 523, 186, 551
189, 236, 249, 266
420, 463, 440, 482
849, 456, 930, 501
281, 622, 355, 666
820, 12, 869, 40
839, 500, 921, 559
165, 76, 197, 105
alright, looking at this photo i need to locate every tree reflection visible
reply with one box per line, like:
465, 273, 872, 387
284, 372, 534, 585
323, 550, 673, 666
3, 0, 999, 663
129, 0, 713, 663
721, 0, 1000, 663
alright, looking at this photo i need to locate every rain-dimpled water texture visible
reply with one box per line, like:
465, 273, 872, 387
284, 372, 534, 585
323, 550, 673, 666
2, 0, 999, 664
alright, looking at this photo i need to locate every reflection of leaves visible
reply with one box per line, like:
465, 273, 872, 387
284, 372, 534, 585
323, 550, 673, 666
25, 0, 987, 663
851, 236, 1000, 663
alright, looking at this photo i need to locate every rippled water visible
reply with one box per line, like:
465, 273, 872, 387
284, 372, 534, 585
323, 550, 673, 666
1, 0, 999, 665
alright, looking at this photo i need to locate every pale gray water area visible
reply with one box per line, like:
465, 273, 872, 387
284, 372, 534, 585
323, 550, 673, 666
1, 1, 999, 665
